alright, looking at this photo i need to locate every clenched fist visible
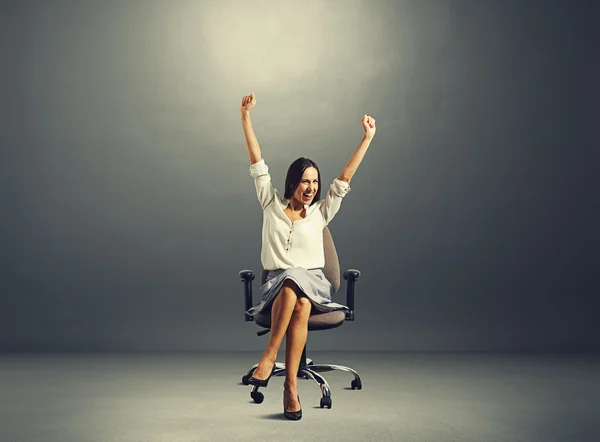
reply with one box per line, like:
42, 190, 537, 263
362, 114, 376, 139
241, 92, 256, 114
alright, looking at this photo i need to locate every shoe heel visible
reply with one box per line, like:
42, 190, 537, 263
284, 395, 302, 421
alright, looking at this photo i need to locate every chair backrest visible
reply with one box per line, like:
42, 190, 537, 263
261, 226, 341, 294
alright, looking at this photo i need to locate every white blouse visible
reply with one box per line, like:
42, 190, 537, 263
250, 159, 351, 271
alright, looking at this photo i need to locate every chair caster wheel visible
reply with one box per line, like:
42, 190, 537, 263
320, 396, 332, 409
251, 391, 264, 404
242, 375, 250, 385
351, 379, 362, 390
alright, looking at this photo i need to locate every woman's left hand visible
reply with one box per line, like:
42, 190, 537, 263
362, 114, 376, 139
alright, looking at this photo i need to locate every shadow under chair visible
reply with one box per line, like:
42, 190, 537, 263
239, 226, 363, 409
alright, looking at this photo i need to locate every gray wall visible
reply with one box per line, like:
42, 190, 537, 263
2, 0, 597, 352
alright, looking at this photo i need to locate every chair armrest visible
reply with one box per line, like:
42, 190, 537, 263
239, 270, 255, 321
343, 268, 361, 321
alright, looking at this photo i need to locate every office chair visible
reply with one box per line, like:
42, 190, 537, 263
239, 226, 362, 409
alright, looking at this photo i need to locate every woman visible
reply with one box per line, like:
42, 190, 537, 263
240, 92, 376, 420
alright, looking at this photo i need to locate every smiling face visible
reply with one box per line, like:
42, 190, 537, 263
291, 166, 319, 208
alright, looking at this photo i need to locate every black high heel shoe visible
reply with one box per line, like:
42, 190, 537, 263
247, 364, 276, 388
284, 395, 302, 421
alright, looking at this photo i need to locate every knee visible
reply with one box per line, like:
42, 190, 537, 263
293, 297, 311, 317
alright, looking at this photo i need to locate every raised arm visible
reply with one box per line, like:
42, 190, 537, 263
337, 114, 376, 183
241, 93, 276, 209
240, 92, 262, 164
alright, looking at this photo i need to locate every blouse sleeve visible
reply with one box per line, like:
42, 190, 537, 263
249, 159, 276, 210
319, 178, 351, 225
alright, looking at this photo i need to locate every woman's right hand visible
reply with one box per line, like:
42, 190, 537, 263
240, 92, 256, 114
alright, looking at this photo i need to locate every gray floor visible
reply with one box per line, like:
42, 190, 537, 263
1, 352, 599, 442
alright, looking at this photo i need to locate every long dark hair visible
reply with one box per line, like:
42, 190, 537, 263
283, 157, 322, 205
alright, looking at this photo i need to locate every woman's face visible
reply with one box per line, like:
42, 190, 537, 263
291, 167, 319, 207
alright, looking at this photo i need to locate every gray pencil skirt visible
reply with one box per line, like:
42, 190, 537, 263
245, 267, 349, 317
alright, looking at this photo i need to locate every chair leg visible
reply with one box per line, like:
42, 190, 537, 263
308, 364, 362, 389
300, 368, 332, 398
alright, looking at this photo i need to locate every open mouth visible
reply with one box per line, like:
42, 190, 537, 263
302, 193, 313, 200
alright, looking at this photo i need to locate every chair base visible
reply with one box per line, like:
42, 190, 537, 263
243, 346, 362, 408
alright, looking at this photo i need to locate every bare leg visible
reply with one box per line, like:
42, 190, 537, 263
283, 297, 311, 412
252, 279, 300, 380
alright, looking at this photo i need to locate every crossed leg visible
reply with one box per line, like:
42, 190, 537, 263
252, 278, 311, 412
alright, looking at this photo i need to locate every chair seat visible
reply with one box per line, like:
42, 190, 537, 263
254, 310, 346, 331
